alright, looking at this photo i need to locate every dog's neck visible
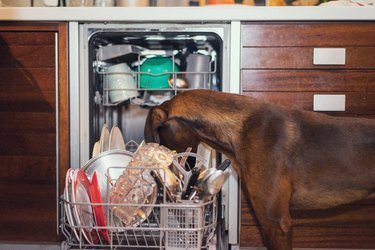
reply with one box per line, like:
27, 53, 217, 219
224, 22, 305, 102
171, 112, 242, 159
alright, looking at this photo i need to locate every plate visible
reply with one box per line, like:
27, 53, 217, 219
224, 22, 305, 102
99, 124, 110, 153
64, 169, 80, 241
89, 171, 110, 244
109, 125, 126, 150
72, 169, 97, 244
83, 150, 134, 204
83, 150, 133, 232
92, 141, 100, 158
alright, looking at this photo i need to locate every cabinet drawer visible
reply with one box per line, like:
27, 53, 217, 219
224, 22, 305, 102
241, 47, 375, 69
241, 70, 375, 92
240, 225, 375, 248
241, 92, 375, 116
241, 22, 375, 47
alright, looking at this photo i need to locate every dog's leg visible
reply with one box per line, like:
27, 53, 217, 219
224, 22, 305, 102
242, 166, 293, 250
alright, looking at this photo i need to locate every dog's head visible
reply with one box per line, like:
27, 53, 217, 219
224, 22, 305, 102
144, 102, 200, 153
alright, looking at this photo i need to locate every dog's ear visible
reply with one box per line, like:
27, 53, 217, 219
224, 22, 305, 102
144, 106, 168, 143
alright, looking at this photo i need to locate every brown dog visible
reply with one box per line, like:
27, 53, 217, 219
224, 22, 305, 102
144, 89, 375, 250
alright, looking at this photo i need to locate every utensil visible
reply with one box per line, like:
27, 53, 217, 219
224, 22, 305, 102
171, 152, 206, 192
195, 160, 230, 198
150, 170, 175, 202
217, 159, 231, 171
202, 169, 225, 196
157, 166, 180, 194
182, 166, 202, 199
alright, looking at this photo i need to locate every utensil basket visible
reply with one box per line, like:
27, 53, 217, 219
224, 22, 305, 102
163, 200, 215, 250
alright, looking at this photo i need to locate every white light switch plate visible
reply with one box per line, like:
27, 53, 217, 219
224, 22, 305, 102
313, 94, 346, 111
313, 48, 346, 65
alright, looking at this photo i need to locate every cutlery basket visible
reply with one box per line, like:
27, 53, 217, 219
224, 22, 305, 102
163, 200, 216, 250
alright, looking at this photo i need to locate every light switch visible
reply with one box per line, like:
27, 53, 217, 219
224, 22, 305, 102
313, 48, 346, 65
313, 94, 346, 111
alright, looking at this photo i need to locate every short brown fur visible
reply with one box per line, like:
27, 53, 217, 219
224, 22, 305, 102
144, 89, 375, 250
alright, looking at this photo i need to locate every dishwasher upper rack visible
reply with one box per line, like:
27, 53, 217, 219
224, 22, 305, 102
60, 164, 218, 250
94, 53, 217, 107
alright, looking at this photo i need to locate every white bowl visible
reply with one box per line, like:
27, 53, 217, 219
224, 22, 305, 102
107, 63, 138, 104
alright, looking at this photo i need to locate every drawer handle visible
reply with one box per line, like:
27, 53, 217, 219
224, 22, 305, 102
313, 48, 346, 65
313, 94, 346, 111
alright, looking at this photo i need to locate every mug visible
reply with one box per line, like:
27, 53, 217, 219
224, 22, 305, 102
107, 63, 138, 103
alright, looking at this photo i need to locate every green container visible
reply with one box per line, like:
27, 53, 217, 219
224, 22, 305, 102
139, 57, 179, 89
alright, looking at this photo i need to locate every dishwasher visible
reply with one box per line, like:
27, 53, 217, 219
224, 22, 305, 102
63, 22, 236, 250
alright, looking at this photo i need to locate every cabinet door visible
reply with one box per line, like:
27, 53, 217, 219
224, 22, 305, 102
0, 22, 68, 243
240, 22, 375, 248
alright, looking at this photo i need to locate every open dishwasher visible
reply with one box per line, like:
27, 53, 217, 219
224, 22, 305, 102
64, 22, 233, 249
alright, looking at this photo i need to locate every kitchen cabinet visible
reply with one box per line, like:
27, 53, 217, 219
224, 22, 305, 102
240, 22, 375, 248
0, 22, 69, 243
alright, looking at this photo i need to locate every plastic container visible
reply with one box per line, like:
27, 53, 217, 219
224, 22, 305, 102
139, 57, 179, 89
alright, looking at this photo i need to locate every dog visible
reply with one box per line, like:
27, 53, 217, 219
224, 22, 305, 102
144, 89, 375, 250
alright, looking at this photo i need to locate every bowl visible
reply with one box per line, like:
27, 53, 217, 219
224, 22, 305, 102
139, 57, 179, 89
107, 63, 138, 103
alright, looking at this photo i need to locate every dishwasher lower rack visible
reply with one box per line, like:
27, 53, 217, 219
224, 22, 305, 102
60, 196, 218, 250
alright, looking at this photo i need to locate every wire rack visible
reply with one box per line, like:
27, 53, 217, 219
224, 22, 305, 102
60, 166, 217, 250
94, 53, 217, 107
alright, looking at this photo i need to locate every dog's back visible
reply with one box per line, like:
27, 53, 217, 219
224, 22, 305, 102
159, 90, 375, 209
272, 109, 375, 209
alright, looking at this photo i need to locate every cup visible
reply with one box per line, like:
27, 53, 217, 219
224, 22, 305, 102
107, 63, 138, 103
186, 54, 211, 89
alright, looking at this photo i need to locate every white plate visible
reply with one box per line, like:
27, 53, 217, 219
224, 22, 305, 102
83, 150, 134, 232
64, 169, 80, 241
83, 150, 133, 204
92, 141, 100, 158
99, 124, 110, 153
109, 125, 126, 150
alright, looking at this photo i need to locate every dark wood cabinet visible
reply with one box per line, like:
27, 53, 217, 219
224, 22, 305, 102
0, 22, 69, 243
240, 22, 375, 248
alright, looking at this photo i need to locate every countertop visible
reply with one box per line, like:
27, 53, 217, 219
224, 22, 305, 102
0, 6, 375, 21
